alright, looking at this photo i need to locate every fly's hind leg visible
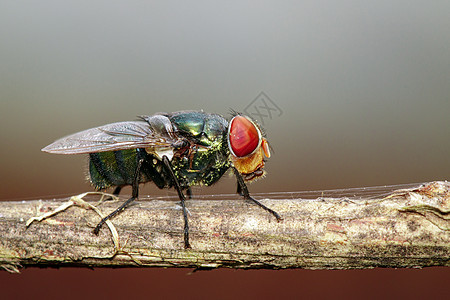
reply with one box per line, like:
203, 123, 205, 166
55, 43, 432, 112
93, 159, 143, 235
233, 168, 282, 221
162, 156, 191, 249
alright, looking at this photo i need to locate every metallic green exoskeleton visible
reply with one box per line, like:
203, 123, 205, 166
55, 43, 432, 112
42, 110, 280, 248
88, 112, 230, 191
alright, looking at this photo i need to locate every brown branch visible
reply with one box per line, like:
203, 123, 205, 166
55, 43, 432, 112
1, 181, 449, 272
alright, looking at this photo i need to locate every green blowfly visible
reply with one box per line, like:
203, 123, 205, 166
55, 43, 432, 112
42, 110, 281, 248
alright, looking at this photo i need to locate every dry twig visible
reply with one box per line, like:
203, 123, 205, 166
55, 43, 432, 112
1, 181, 449, 272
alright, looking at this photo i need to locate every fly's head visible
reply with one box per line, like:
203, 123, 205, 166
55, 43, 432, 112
227, 115, 270, 181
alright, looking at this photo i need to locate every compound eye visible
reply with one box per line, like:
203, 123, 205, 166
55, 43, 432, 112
228, 116, 260, 157
261, 138, 270, 158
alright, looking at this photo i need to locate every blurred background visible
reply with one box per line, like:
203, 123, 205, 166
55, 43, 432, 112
1, 1, 449, 299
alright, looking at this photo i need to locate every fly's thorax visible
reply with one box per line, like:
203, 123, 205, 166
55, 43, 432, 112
170, 135, 230, 187
140, 112, 231, 188
169, 111, 228, 146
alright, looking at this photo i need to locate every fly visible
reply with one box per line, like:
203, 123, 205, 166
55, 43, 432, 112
42, 110, 281, 248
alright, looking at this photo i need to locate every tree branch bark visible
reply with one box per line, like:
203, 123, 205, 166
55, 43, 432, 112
1, 181, 449, 272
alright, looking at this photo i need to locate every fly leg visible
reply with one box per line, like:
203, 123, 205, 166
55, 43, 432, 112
103, 185, 123, 201
236, 183, 243, 196
93, 159, 143, 235
186, 187, 193, 199
112, 186, 123, 196
162, 156, 191, 249
233, 168, 282, 221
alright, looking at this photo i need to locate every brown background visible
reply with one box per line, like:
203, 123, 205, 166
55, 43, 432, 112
1, 1, 449, 299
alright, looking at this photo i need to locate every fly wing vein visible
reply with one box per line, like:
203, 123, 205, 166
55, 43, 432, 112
42, 121, 173, 154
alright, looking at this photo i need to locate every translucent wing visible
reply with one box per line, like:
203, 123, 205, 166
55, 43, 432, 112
42, 120, 174, 154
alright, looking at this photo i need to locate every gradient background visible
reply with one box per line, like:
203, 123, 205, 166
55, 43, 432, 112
1, 1, 449, 299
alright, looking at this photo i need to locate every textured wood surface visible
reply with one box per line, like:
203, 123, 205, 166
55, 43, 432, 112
1, 181, 449, 272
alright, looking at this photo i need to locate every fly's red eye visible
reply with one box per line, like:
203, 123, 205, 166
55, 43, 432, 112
228, 116, 260, 157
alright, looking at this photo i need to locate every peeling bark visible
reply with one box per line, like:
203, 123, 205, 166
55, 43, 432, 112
1, 181, 449, 272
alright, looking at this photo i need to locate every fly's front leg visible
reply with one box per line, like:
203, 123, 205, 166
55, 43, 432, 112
162, 156, 191, 249
233, 168, 282, 221
93, 159, 143, 234
236, 183, 243, 196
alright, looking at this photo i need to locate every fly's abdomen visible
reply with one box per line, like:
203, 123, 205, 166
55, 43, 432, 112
89, 149, 143, 189
89, 149, 170, 190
